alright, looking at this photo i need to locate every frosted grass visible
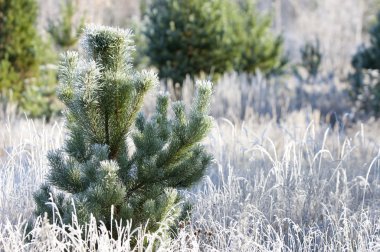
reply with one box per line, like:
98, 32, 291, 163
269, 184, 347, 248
1, 109, 379, 250
0, 117, 64, 224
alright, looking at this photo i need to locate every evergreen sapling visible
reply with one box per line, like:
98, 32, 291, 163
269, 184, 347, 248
33, 25, 213, 233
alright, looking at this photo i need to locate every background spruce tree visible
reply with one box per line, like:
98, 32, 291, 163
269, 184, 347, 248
33, 25, 213, 233
0, 0, 39, 100
144, 0, 239, 91
350, 11, 380, 116
234, 0, 286, 76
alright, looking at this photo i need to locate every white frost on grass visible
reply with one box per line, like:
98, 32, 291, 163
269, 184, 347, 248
0, 118, 64, 224
0, 108, 379, 251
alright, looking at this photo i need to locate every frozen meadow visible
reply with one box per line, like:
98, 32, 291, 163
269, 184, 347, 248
1, 74, 380, 251
1, 0, 380, 250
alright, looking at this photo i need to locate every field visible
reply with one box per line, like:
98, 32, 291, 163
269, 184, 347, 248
1, 0, 380, 251
1, 73, 380, 251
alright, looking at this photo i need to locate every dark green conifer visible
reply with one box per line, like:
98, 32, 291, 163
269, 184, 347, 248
144, 0, 238, 88
33, 25, 213, 233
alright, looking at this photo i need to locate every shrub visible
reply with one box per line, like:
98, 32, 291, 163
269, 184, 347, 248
33, 25, 213, 234
350, 11, 380, 116
144, 0, 238, 88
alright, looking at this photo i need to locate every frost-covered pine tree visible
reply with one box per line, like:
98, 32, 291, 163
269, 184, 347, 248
33, 25, 213, 233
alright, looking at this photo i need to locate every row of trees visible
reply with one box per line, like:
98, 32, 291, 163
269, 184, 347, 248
142, 0, 380, 116
0, 0, 285, 114
142, 0, 380, 115
2, 0, 380, 117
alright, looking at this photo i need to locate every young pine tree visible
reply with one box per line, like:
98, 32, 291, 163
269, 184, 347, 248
33, 25, 213, 233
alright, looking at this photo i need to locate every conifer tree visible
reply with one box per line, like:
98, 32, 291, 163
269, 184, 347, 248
234, 0, 285, 76
0, 0, 39, 99
144, 0, 239, 89
33, 25, 213, 233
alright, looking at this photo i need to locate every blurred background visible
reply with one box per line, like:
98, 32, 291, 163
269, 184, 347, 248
0, 0, 379, 125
